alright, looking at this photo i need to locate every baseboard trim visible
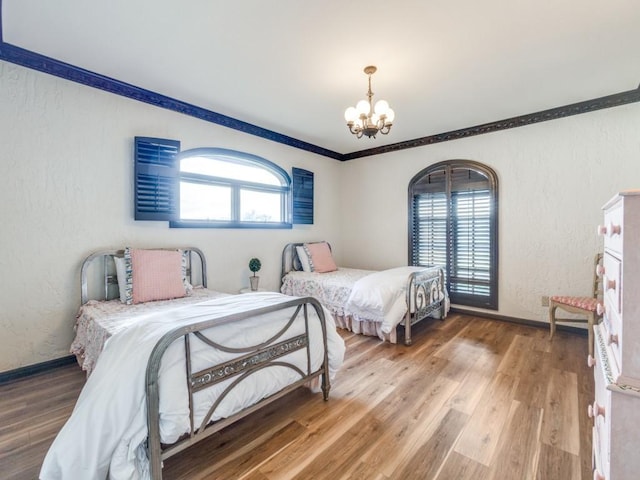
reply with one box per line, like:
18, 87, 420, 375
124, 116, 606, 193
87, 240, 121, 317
0, 355, 77, 385
449, 307, 588, 336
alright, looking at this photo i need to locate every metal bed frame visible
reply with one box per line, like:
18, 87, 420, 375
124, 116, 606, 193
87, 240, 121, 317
146, 297, 329, 479
281, 242, 446, 345
81, 248, 331, 480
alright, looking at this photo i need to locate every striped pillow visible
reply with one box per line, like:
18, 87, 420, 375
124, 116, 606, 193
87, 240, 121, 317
124, 248, 188, 304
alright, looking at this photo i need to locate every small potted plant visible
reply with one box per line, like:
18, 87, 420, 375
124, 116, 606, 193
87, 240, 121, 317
248, 257, 262, 291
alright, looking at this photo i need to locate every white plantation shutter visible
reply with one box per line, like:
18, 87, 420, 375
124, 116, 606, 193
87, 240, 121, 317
409, 161, 498, 309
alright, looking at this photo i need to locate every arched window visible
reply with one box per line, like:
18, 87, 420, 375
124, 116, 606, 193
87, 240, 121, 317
408, 160, 499, 309
133, 138, 299, 228
177, 148, 290, 227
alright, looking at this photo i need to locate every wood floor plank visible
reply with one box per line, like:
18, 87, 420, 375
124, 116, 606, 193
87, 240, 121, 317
353, 374, 460, 479
540, 368, 580, 456
513, 349, 552, 409
192, 420, 307, 480
453, 372, 519, 466
497, 334, 534, 375
435, 451, 490, 480
486, 400, 543, 480
257, 372, 402, 479
444, 350, 494, 415
388, 408, 468, 480
536, 442, 581, 480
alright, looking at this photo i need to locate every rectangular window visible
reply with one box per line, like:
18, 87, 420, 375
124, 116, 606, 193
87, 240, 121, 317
240, 189, 282, 222
179, 182, 231, 221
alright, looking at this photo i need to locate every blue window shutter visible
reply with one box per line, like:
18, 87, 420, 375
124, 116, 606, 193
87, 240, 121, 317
292, 167, 314, 224
134, 137, 180, 221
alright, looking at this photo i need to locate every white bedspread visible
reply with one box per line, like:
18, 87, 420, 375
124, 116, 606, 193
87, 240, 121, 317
345, 266, 431, 334
40, 292, 345, 480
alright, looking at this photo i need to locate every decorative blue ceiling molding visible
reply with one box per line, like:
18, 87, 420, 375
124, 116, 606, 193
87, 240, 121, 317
342, 88, 640, 161
1, 0, 638, 162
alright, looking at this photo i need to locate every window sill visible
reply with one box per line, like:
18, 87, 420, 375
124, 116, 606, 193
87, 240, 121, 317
170, 220, 292, 229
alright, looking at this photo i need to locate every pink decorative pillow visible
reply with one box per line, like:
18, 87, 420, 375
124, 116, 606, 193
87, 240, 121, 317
304, 242, 338, 273
130, 249, 187, 304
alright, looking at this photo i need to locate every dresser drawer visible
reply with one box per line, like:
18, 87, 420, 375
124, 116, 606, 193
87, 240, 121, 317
601, 201, 623, 255
603, 307, 622, 374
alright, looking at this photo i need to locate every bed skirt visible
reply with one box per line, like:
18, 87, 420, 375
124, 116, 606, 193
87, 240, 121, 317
333, 314, 398, 344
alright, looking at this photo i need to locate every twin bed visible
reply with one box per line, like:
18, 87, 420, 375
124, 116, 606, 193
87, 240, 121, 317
280, 242, 448, 345
43, 243, 447, 480
42, 247, 344, 480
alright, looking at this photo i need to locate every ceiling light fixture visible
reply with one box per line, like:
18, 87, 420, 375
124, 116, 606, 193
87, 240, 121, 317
344, 65, 395, 139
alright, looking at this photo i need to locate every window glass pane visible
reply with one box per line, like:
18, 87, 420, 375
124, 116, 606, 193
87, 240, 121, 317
180, 182, 231, 220
181, 157, 282, 186
240, 189, 282, 222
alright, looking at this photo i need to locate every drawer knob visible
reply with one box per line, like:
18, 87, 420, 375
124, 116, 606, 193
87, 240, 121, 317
596, 302, 605, 316
588, 401, 605, 418
607, 221, 621, 237
593, 469, 605, 480
603, 275, 616, 291
608, 333, 619, 346
597, 225, 607, 236
587, 355, 596, 368
596, 264, 605, 277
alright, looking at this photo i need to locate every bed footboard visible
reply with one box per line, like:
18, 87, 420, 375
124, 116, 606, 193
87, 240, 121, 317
403, 268, 446, 345
145, 297, 329, 480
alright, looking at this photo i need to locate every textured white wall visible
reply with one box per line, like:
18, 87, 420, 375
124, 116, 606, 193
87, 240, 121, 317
340, 103, 640, 322
2, 58, 639, 372
0, 62, 343, 371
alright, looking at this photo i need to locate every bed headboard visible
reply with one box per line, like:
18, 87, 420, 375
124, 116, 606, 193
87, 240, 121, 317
280, 242, 333, 279
81, 247, 207, 304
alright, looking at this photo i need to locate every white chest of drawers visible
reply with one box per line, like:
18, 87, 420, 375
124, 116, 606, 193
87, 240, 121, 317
591, 190, 640, 480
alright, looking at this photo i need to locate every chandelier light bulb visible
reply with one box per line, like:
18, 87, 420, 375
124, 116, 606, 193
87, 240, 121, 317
374, 100, 389, 116
344, 65, 394, 139
385, 108, 395, 124
344, 107, 358, 123
356, 99, 370, 116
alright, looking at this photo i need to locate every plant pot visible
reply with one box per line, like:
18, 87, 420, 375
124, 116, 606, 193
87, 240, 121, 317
249, 276, 260, 291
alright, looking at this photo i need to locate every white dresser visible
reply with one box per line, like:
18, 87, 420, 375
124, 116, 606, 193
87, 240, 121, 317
591, 190, 640, 480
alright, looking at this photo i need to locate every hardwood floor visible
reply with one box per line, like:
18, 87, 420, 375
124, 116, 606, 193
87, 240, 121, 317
0, 314, 594, 479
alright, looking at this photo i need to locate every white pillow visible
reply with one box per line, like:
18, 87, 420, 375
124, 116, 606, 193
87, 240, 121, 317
296, 246, 312, 272
113, 256, 127, 303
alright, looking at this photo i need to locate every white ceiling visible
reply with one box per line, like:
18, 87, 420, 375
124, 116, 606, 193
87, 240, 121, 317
3, 0, 640, 155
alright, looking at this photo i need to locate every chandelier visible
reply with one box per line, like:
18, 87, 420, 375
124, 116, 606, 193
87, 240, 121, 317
344, 65, 395, 139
